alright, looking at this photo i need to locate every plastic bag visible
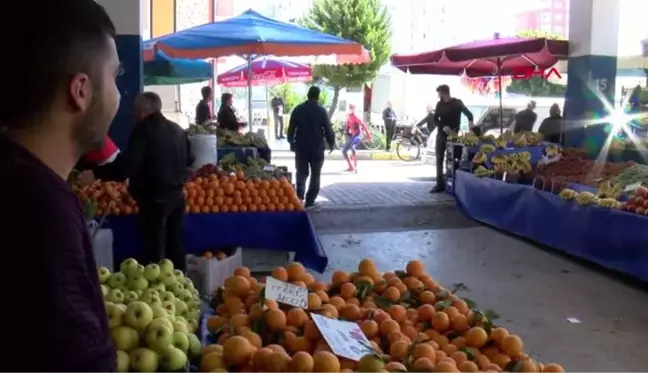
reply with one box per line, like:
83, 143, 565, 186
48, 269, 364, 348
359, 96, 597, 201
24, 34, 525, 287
189, 134, 218, 169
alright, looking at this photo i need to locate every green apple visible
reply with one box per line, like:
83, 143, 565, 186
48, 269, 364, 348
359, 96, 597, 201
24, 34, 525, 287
174, 300, 188, 316
107, 272, 126, 289
125, 291, 139, 303
146, 294, 163, 308
175, 316, 187, 325
140, 289, 158, 303
148, 317, 174, 332
149, 282, 166, 292
182, 277, 194, 286
116, 303, 127, 312
172, 331, 189, 353
159, 259, 174, 274
124, 301, 154, 332
125, 264, 145, 279
151, 306, 169, 320
160, 346, 187, 372
116, 350, 130, 372
160, 291, 176, 303
143, 263, 161, 282
187, 319, 198, 333
172, 269, 184, 279
180, 289, 194, 303
173, 320, 189, 334
127, 276, 149, 291
100, 284, 109, 297
187, 300, 200, 311
106, 302, 125, 329
107, 289, 125, 304
160, 272, 177, 287
98, 267, 111, 283
130, 347, 159, 373
162, 301, 176, 315
187, 310, 201, 322
145, 324, 174, 353
120, 258, 139, 274
111, 325, 139, 351
187, 334, 202, 358
170, 282, 185, 296
190, 289, 200, 299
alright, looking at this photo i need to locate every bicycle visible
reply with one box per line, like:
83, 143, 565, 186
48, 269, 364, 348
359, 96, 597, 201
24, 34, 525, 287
395, 125, 429, 162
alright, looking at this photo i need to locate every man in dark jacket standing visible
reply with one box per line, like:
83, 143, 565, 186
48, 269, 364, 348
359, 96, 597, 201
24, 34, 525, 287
432, 85, 473, 193
271, 94, 285, 140
287, 86, 335, 209
513, 101, 537, 133
382, 101, 397, 151
80, 92, 195, 271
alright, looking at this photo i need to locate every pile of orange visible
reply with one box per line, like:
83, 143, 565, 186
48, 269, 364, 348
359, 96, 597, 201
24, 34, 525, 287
75, 181, 137, 216
201, 260, 565, 372
184, 173, 303, 214
75, 173, 303, 217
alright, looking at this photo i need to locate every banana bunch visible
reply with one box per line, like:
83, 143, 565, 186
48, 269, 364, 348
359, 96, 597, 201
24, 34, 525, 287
526, 132, 544, 145
598, 197, 622, 209
472, 152, 487, 164
544, 144, 560, 157
186, 124, 210, 136
479, 144, 496, 153
473, 165, 493, 177
512, 151, 531, 161
575, 191, 599, 205
459, 133, 480, 146
559, 188, 577, 200
447, 131, 459, 142
512, 133, 531, 147
596, 180, 622, 199
495, 137, 509, 149
481, 134, 496, 143
514, 159, 533, 174
500, 130, 514, 141
491, 155, 508, 173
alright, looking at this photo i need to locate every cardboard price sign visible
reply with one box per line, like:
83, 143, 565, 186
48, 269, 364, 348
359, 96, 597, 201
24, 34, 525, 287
311, 314, 373, 361
265, 277, 308, 309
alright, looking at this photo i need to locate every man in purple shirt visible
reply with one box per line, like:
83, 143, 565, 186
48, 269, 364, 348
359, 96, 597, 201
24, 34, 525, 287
0, 0, 120, 370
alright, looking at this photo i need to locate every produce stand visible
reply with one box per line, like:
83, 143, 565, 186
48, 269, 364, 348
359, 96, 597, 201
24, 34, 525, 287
106, 211, 327, 273
453, 170, 648, 281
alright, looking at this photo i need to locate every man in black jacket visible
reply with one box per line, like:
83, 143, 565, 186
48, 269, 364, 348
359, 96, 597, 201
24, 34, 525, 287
271, 95, 285, 140
432, 85, 473, 193
513, 100, 537, 133
195, 86, 213, 125
287, 86, 335, 209
80, 92, 195, 270
382, 101, 397, 151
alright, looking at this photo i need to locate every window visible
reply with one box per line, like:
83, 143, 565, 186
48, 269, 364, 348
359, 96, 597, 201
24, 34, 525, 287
541, 12, 551, 23
554, 13, 563, 21
553, 0, 564, 9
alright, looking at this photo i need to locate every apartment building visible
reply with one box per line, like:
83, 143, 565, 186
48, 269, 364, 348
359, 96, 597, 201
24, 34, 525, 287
514, 0, 570, 37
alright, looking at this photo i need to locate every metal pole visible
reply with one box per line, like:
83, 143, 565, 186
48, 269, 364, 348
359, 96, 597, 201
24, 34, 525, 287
497, 57, 504, 134
247, 55, 253, 132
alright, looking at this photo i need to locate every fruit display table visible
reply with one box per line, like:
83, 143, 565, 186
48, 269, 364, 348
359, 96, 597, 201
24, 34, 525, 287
217, 146, 271, 163
106, 211, 328, 273
453, 170, 648, 281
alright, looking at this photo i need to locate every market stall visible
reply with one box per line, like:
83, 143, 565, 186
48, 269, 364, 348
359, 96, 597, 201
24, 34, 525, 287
449, 131, 648, 281
77, 169, 327, 273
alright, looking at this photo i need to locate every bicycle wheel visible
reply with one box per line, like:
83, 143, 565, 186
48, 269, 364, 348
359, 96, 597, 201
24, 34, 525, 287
395, 139, 421, 161
361, 128, 385, 150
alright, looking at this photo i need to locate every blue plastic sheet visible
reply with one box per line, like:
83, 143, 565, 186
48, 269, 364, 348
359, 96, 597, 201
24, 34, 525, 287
453, 171, 648, 281
105, 211, 328, 272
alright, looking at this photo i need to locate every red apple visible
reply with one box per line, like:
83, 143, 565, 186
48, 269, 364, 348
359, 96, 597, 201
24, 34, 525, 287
636, 186, 648, 198
627, 196, 636, 205
635, 197, 645, 206
636, 207, 646, 214
626, 204, 637, 213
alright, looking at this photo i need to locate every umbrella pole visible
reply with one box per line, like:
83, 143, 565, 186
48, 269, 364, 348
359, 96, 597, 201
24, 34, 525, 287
265, 83, 270, 136
247, 55, 253, 133
497, 58, 504, 134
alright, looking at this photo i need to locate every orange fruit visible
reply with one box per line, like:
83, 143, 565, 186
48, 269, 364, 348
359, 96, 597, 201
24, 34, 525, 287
490, 353, 511, 369
379, 319, 401, 336
339, 283, 357, 300
431, 312, 450, 332
411, 343, 436, 361
389, 340, 409, 360
501, 335, 523, 356
201, 352, 226, 372
358, 258, 378, 276
360, 319, 379, 338
543, 363, 565, 372
405, 260, 425, 277
450, 314, 470, 332
435, 360, 460, 372
286, 262, 306, 281
222, 335, 253, 366
286, 308, 309, 328
226, 275, 251, 296
339, 304, 362, 321
202, 344, 224, 356
332, 271, 351, 286
417, 304, 436, 321
312, 351, 340, 373
387, 305, 407, 323
383, 286, 401, 302
465, 327, 488, 348
265, 351, 291, 372
411, 357, 435, 372
307, 293, 322, 309
289, 351, 314, 372
265, 309, 287, 331
385, 362, 408, 372
489, 327, 509, 345
458, 361, 480, 372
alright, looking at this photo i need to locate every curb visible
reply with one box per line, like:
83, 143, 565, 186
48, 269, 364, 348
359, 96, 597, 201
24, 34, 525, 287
272, 151, 412, 161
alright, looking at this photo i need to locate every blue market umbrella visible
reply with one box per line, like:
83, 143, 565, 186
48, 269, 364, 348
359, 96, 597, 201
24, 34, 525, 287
143, 51, 213, 86
143, 9, 364, 125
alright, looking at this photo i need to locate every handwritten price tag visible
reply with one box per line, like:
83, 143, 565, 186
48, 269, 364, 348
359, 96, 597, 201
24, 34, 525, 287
311, 314, 373, 361
265, 277, 308, 309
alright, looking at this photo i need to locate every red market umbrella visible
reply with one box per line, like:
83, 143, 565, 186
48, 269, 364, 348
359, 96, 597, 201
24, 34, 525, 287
390, 36, 569, 132
217, 57, 312, 87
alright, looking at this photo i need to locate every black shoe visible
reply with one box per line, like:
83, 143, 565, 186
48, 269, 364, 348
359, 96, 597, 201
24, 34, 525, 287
304, 201, 320, 210
385, 147, 391, 152
430, 184, 445, 193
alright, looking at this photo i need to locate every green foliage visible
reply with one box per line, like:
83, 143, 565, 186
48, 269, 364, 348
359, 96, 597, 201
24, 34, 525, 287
269, 84, 302, 113
301, 0, 392, 115
506, 30, 567, 97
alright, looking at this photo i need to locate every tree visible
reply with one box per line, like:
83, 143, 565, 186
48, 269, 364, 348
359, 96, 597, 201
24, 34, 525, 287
506, 30, 567, 98
301, 0, 391, 117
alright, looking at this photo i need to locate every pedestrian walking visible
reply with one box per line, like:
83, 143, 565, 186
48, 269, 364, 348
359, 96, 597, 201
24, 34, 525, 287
382, 101, 397, 151
287, 86, 335, 209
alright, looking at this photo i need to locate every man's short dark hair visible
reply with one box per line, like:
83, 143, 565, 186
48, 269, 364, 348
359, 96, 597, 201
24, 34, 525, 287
2, 0, 116, 129
436, 85, 450, 95
137, 92, 163, 113
221, 93, 233, 105
201, 86, 212, 99
307, 86, 321, 101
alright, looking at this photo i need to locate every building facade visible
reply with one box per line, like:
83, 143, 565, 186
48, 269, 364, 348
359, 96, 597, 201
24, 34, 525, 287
514, 0, 570, 37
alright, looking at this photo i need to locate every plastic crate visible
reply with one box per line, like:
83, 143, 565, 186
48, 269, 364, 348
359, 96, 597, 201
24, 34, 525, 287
92, 228, 114, 271
242, 249, 293, 273
186, 247, 242, 296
